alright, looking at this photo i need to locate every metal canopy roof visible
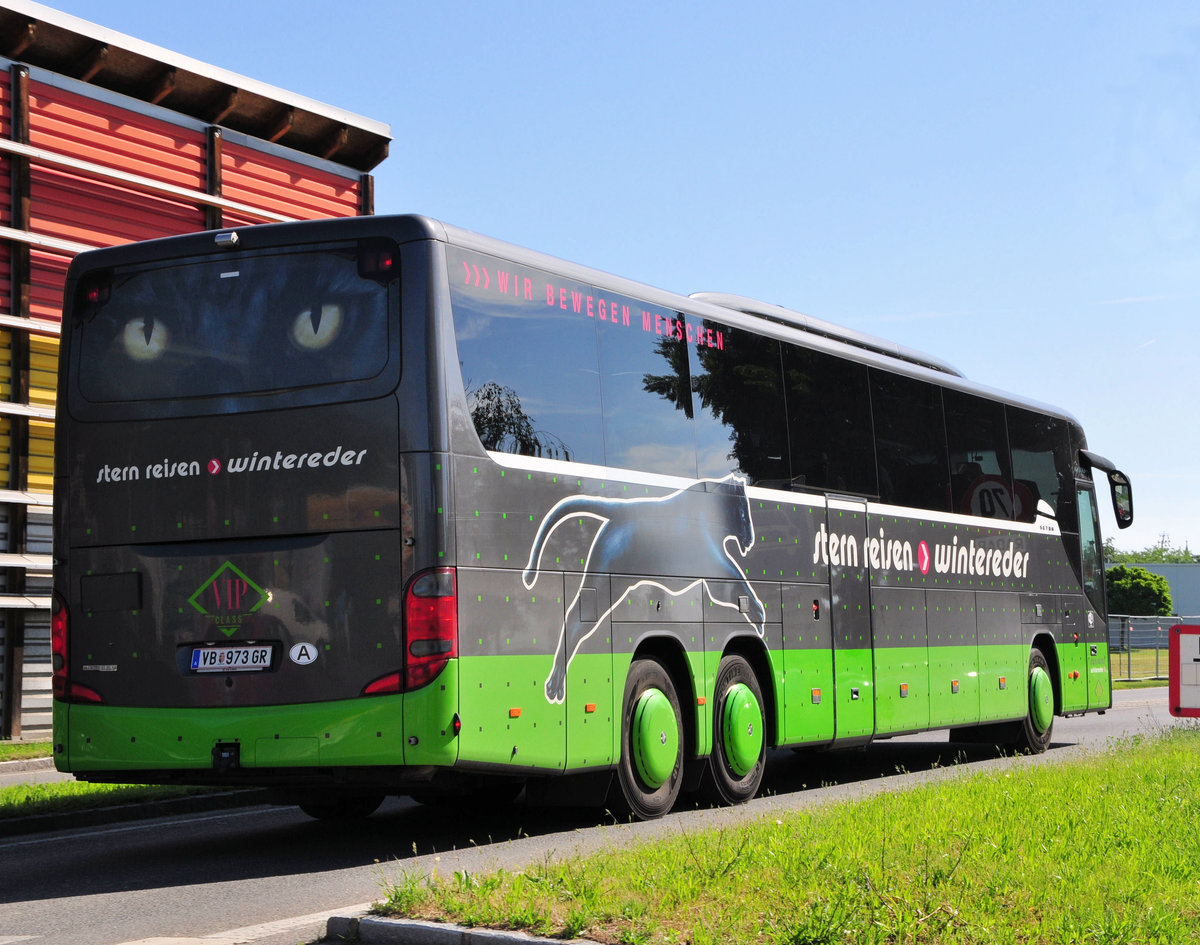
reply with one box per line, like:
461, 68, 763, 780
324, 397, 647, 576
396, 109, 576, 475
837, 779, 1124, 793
0, 1, 391, 171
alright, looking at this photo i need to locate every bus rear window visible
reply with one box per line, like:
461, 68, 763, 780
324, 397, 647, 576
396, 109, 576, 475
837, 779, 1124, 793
75, 246, 391, 403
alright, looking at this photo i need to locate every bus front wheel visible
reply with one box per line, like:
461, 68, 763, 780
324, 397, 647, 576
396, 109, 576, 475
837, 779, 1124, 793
611, 657, 684, 821
1010, 648, 1054, 754
701, 654, 766, 805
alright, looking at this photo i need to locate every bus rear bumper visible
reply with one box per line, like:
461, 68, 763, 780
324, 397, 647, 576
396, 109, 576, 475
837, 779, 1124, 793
54, 688, 457, 780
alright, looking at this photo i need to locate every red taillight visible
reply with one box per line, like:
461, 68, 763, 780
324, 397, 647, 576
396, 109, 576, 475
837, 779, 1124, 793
404, 567, 457, 691
51, 594, 69, 700
362, 671, 402, 696
51, 594, 102, 704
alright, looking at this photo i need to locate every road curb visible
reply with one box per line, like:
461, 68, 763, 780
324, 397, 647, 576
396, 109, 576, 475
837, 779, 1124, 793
326, 916, 592, 945
0, 756, 55, 774
0, 787, 272, 837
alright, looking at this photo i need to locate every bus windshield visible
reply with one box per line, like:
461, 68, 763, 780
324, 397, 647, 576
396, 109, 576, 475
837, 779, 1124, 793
76, 245, 391, 402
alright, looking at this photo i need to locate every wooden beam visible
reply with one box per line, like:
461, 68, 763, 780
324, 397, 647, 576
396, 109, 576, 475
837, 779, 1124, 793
267, 107, 294, 143
208, 87, 239, 125
77, 43, 109, 82
149, 66, 177, 105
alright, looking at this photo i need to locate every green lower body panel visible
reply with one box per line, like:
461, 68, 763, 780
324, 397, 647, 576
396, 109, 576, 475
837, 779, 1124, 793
54, 638, 1110, 782
56, 671, 460, 774
59, 695, 406, 772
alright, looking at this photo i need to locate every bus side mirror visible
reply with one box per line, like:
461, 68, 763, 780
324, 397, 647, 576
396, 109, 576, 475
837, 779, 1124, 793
1109, 471, 1133, 528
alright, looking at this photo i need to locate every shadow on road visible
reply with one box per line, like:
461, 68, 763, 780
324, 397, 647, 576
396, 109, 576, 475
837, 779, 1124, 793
0, 733, 1068, 904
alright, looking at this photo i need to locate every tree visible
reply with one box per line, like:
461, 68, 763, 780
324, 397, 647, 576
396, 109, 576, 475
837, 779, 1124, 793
1105, 564, 1173, 616
465, 380, 571, 460
1104, 536, 1199, 564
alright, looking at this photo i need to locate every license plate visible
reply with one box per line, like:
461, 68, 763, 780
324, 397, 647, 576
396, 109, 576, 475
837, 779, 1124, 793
190, 645, 273, 673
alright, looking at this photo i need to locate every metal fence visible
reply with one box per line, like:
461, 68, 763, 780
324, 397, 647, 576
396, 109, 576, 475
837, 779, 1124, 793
1108, 615, 1199, 681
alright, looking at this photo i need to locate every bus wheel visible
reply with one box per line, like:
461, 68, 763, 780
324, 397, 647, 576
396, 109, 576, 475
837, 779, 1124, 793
298, 792, 384, 821
611, 657, 684, 820
702, 654, 766, 806
1011, 648, 1054, 754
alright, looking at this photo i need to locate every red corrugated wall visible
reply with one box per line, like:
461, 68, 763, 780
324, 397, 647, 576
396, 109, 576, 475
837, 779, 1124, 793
221, 140, 362, 227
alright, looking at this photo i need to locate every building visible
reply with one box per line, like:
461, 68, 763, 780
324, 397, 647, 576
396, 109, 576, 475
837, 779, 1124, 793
1124, 563, 1200, 618
0, 0, 391, 738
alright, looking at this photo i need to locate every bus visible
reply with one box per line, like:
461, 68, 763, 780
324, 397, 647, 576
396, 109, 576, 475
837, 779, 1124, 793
52, 215, 1134, 820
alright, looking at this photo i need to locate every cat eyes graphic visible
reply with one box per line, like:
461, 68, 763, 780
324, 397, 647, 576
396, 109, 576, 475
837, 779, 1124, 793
117, 303, 346, 362
121, 316, 169, 360
290, 304, 344, 351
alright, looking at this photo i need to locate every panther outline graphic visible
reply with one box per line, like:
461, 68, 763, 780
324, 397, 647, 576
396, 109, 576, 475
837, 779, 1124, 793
522, 475, 765, 703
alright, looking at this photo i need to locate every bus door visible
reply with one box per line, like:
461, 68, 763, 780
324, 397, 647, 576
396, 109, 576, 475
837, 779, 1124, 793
1076, 483, 1111, 710
827, 498, 875, 745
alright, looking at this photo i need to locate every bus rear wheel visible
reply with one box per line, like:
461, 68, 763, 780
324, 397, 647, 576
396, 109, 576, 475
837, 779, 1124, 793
611, 657, 684, 821
701, 654, 766, 806
1010, 648, 1054, 754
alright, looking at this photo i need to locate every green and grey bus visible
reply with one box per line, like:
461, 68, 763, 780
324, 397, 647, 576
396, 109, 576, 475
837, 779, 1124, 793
52, 215, 1134, 820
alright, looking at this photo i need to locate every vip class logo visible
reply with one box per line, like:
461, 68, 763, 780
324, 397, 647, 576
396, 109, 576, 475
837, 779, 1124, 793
188, 561, 267, 637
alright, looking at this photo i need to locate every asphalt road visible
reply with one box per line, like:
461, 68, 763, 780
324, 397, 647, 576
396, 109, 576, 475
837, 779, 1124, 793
0, 687, 1179, 945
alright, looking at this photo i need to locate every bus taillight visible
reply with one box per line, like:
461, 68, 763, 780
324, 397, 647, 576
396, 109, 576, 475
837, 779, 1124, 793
51, 594, 68, 700
404, 567, 458, 690
51, 594, 102, 704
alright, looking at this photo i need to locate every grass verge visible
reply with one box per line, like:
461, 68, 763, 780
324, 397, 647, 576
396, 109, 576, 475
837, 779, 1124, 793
376, 727, 1200, 945
0, 780, 223, 820
0, 740, 51, 763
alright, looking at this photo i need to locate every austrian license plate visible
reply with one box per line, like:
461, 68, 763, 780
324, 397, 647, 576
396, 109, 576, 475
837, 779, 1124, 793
190, 645, 273, 673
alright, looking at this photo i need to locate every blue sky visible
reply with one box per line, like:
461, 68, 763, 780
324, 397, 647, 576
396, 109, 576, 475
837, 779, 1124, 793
45, 1, 1200, 554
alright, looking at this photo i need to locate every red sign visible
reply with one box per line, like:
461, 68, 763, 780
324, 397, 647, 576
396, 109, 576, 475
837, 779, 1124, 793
1168, 625, 1200, 717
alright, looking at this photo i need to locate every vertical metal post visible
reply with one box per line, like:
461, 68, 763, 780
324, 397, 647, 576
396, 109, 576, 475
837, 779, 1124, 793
359, 173, 374, 216
1118, 618, 1128, 681
205, 126, 223, 230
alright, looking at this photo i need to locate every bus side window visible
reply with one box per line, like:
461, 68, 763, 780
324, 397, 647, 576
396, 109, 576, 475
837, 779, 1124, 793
1076, 484, 1105, 614
450, 254, 605, 466
598, 305, 698, 478
944, 389, 1014, 519
1008, 408, 1076, 529
689, 323, 789, 486
870, 370, 950, 513
783, 344, 875, 496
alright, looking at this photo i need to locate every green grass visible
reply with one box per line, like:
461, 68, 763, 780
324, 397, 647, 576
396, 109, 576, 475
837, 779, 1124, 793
376, 727, 1200, 944
0, 740, 52, 763
0, 780, 221, 820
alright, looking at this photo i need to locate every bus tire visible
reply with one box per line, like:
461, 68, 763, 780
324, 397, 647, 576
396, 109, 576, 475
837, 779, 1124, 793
611, 657, 684, 821
701, 654, 766, 806
1010, 647, 1054, 754
298, 791, 385, 821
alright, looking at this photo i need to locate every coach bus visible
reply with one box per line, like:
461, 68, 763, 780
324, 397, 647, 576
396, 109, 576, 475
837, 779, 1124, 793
51, 215, 1134, 820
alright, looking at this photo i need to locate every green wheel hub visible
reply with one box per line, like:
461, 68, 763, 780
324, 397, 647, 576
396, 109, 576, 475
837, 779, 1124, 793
1029, 664, 1054, 734
721, 682, 764, 777
631, 688, 679, 788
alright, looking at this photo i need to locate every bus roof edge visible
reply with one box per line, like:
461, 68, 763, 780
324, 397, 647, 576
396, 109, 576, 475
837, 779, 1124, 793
690, 291, 965, 379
